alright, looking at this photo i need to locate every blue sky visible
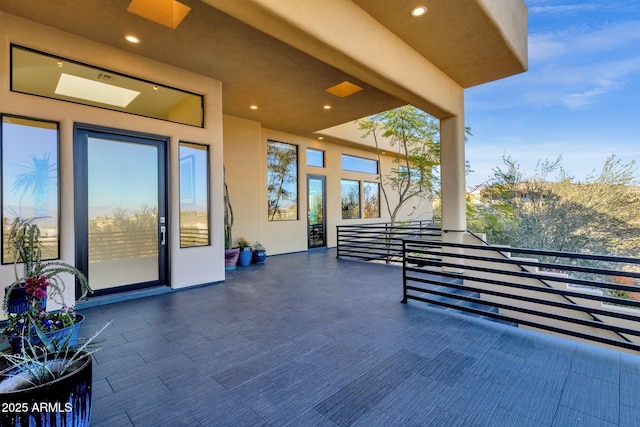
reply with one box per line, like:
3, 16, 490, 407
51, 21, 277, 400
464, 0, 640, 187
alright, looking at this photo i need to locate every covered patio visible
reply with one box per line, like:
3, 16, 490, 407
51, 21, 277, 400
80, 249, 640, 426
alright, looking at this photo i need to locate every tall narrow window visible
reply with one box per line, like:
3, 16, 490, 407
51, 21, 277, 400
1, 115, 60, 263
341, 179, 361, 219
363, 181, 380, 218
179, 142, 209, 247
268, 141, 298, 221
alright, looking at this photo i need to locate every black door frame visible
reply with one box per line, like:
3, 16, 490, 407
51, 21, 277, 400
73, 123, 170, 297
307, 174, 326, 248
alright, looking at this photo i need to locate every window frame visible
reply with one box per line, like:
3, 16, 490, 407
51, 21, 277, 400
340, 179, 361, 220
267, 140, 299, 221
306, 148, 325, 168
179, 141, 210, 248
363, 181, 380, 219
10, 44, 204, 128
341, 154, 378, 174
1, 114, 61, 264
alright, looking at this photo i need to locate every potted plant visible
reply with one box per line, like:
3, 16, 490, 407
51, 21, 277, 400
0, 217, 107, 426
236, 237, 252, 266
252, 242, 267, 263
0, 316, 110, 427
2, 217, 92, 353
223, 168, 240, 270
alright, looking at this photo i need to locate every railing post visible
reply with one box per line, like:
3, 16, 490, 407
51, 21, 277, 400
401, 239, 408, 304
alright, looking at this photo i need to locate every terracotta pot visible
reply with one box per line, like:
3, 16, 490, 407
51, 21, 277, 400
224, 248, 240, 270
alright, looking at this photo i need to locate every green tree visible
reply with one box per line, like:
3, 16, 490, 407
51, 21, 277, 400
470, 154, 640, 258
357, 106, 440, 226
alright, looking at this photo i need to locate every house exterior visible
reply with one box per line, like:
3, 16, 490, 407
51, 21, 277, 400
0, 0, 528, 307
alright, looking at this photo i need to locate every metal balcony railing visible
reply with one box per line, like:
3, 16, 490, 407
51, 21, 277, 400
402, 239, 640, 353
336, 220, 441, 264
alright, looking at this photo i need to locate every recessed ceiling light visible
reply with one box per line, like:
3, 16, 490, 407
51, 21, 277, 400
250, 105, 258, 110
125, 35, 140, 44
318, 137, 324, 140
411, 6, 428, 17
323, 105, 332, 110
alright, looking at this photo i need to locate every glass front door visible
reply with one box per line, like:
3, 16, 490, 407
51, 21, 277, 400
307, 175, 325, 248
74, 125, 167, 294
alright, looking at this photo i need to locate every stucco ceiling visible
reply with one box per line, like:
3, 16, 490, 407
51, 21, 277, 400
0, 0, 526, 138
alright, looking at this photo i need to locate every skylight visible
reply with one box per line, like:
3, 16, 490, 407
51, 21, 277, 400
55, 73, 140, 107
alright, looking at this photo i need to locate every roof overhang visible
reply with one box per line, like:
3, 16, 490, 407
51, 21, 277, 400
0, 0, 527, 138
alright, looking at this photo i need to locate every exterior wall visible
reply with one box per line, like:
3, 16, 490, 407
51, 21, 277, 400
224, 116, 433, 256
222, 115, 264, 249
0, 12, 225, 307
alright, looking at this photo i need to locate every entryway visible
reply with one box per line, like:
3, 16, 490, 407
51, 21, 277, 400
74, 124, 168, 296
307, 175, 326, 248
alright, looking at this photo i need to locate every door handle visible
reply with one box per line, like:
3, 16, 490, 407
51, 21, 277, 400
160, 226, 166, 246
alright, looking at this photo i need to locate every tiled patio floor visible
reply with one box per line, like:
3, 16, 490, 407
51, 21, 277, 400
78, 248, 640, 426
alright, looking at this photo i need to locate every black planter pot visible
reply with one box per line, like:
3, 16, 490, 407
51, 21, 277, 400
0, 353, 93, 427
252, 250, 266, 263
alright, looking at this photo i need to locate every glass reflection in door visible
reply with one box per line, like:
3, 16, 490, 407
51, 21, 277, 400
307, 175, 325, 248
86, 137, 161, 290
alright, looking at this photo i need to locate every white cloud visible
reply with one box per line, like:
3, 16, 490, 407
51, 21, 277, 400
529, 4, 599, 15
473, 21, 640, 111
529, 21, 640, 63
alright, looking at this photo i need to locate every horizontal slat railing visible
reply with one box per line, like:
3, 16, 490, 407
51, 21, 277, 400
336, 220, 441, 264
402, 239, 640, 353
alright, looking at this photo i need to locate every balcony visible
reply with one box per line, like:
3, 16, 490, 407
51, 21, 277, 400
77, 248, 639, 426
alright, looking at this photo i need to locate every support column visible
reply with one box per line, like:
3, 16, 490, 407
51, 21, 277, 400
440, 114, 467, 244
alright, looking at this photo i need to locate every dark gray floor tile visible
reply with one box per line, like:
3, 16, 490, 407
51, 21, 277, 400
92, 377, 172, 423
620, 404, 640, 427
552, 405, 617, 427
375, 373, 453, 422
286, 409, 338, 427
499, 374, 564, 424
314, 375, 395, 426
91, 412, 134, 427
560, 371, 619, 424
213, 351, 287, 389
477, 405, 548, 427
127, 402, 202, 427
571, 346, 621, 383
351, 408, 406, 427
417, 348, 477, 385
620, 371, 640, 409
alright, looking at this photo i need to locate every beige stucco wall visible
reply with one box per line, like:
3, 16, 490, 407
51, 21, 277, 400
222, 115, 264, 249
0, 12, 225, 309
224, 116, 433, 256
